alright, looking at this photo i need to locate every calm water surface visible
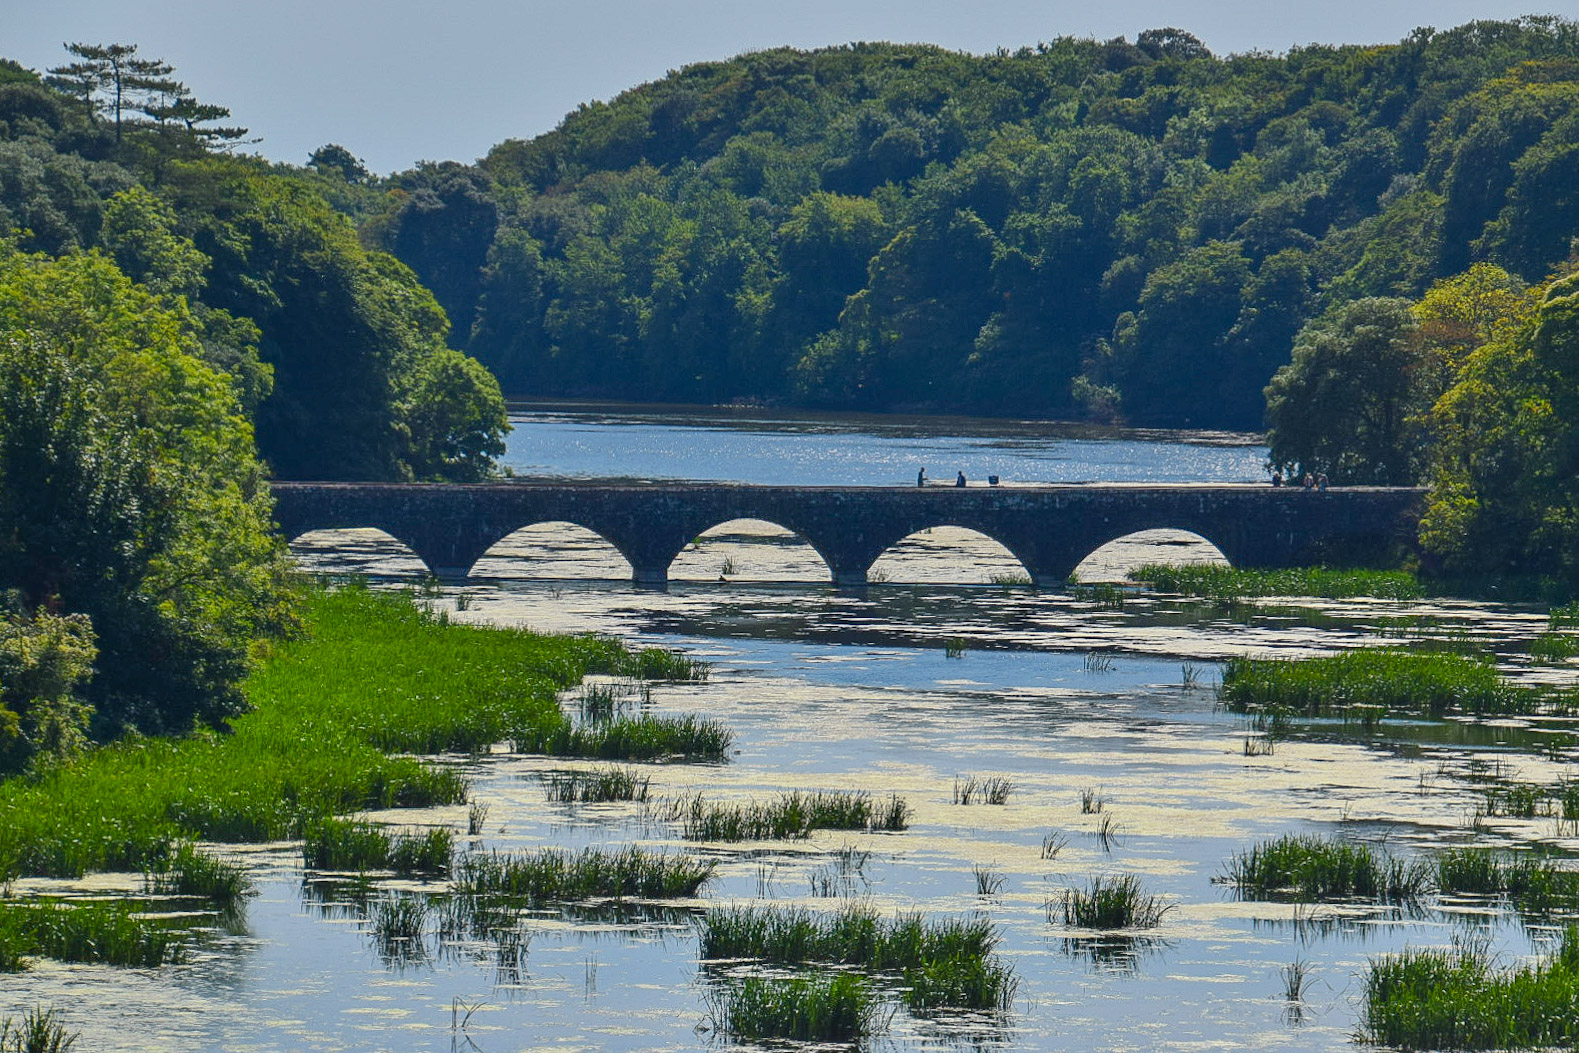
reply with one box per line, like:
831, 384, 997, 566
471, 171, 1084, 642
6, 406, 1572, 1053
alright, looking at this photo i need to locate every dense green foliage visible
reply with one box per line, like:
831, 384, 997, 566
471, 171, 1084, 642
0, 47, 508, 481
0, 248, 295, 744
1129, 564, 1424, 599
1218, 649, 1527, 718
329, 18, 1579, 428
1223, 834, 1431, 900
0, 588, 645, 877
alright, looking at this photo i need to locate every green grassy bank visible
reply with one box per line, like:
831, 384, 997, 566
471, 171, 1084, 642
0, 587, 689, 879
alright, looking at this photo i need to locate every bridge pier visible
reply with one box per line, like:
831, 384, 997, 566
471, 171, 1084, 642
631, 565, 670, 589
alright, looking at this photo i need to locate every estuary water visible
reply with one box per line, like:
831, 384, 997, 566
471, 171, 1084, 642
6, 403, 1575, 1053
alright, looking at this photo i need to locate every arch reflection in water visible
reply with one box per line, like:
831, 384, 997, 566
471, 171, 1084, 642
668, 519, 831, 583
469, 521, 633, 580
868, 526, 1033, 585
1072, 529, 1229, 583
287, 528, 429, 578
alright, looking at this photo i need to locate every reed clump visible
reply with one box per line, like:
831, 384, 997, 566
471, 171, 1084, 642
0, 1007, 79, 1053
301, 817, 454, 875
0, 900, 186, 970
1219, 649, 1525, 720
513, 714, 732, 762
142, 842, 253, 905
952, 776, 1012, 805
1060, 874, 1173, 929
1223, 834, 1430, 901
542, 767, 652, 803
698, 904, 996, 970
706, 972, 885, 1042
1130, 564, 1423, 600
903, 953, 1020, 1014
455, 846, 716, 901
677, 791, 909, 841
1362, 926, 1579, 1049
1436, 848, 1579, 913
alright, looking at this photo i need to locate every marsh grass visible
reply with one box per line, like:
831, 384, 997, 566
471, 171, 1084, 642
1531, 632, 1579, 663
1219, 649, 1527, 720
1436, 848, 1579, 913
614, 648, 709, 682
467, 802, 489, 837
1069, 583, 1127, 608
698, 904, 997, 971
1041, 831, 1069, 860
0, 899, 186, 970
706, 972, 886, 1042
142, 843, 253, 905
944, 638, 968, 659
1093, 814, 1122, 852
1061, 875, 1173, 929
1223, 834, 1431, 901
903, 954, 1020, 1014
1362, 926, 1579, 1049
1083, 652, 1115, 673
1130, 565, 1423, 600
952, 776, 1012, 805
513, 714, 732, 762
988, 572, 1033, 587
455, 846, 716, 901
542, 767, 652, 803
302, 817, 453, 875
973, 866, 1006, 895
677, 791, 909, 841
1243, 735, 1276, 756
0, 1007, 78, 1053
368, 894, 430, 962
1079, 787, 1105, 814
0, 587, 690, 879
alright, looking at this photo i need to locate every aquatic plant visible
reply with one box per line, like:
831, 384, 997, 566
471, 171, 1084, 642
903, 953, 1020, 1014
1069, 583, 1127, 608
705, 972, 886, 1042
973, 865, 1006, 895
1093, 814, 1122, 852
1530, 632, 1579, 664
368, 894, 431, 960
455, 846, 715, 900
1219, 649, 1525, 719
944, 638, 968, 659
513, 713, 732, 762
467, 801, 489, 837
1060, 875, 1173, 929
1361, 926, 1579, 1049
611, 647, 709, 682
0, 1007, 79, 1053
1243, 735, 1275, 756
0, 900, 186, 970
952, 775, 1012, 805
301, 817, 453, 875
698, 904, 997, 970
676, 790, 909, 841
142, 842, 253, 905
1435, 848, 1579, 913
1041, 831, 1069, 860
1079, 787, 1105, 814
1083, 652, 1115, 673
1130, 564, 1423, 600
542, 766, 652, 803
1223, 834, 1430, 901
989, 572, 1034, 587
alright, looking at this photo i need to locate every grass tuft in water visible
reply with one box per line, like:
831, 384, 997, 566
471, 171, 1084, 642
973, 865, 1006, 896
542, 767, 652, 803
952, 775, 1012, 805
903, 952, 1019, 1014
1223, 834, 1430, 901
677, 791, 909, 841
0, 1007, 79, 1053
0, 900, 186, 970
1079, 787, 1105, 814
706, 972, 885, 1042
1061, 874, 1173, 929
1362, 926, 1579, 1049
143, 843, 253, 905
1130, 564, 1423, 600
456, 846, 715, 901
1435, 848, 1579, 913
943, 638, 968, 659
1219, 649, 1526, 719
513, 714, 732, 762
698, 904, 997, 972
302, 817, 453, 875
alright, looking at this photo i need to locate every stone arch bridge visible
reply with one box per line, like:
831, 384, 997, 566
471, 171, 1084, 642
270, 482, 1425, 587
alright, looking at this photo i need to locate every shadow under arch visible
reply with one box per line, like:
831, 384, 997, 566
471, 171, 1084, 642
287, 527, 430, 578
867, 524, 1033, 585
668, 518, 834, 583
1072, 529, 1230, 584
469, 521, 634, 580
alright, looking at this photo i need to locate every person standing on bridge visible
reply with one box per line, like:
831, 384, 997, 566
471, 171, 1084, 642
955, 470, 967, 488
918, 467, 926, 487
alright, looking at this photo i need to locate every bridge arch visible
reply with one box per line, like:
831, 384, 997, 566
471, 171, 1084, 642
469, 521, 634, 580
1072, 528, 1230, 583
668, 518, 834, 583
867, 524, 1034, 585
287, 527, 431, 578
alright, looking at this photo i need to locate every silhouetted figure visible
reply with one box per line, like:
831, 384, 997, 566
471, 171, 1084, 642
1272, 472, 1283, 487
988, 474, 1000, 486
955, 471, 967, 488
1317, 472, 1329, 491
1302, 473, 1314, 490
917, 467, 926, 487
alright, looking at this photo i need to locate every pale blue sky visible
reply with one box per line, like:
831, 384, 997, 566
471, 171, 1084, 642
5, 1, 1560, 174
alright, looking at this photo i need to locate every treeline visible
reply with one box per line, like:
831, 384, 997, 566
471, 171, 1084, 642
0, 46, 507, 483
331, 17, 1579, 428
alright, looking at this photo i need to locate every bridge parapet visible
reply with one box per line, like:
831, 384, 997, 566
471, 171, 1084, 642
270, 482, 1426, 586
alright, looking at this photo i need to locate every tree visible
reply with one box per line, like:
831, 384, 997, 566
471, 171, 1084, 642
1263, 298, 1428, 484
308, 143, 370, 184
0, 248, 296, 736
0, 606, 96, 773
402, 349, 509, 481
45, 42, 174, 143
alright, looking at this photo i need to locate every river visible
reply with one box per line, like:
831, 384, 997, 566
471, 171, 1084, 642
5, 402, 1571, 1052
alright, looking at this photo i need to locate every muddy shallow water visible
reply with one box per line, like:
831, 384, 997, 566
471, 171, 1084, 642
8, 521, 1579, 1053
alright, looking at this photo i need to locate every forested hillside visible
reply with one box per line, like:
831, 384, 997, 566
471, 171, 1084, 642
354, 17, 1579, 428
